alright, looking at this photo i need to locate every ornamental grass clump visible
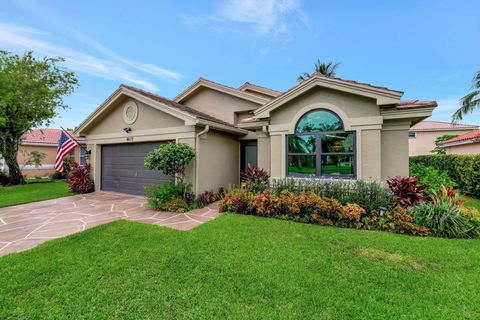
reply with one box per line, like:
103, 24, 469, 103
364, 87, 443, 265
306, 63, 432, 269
410, 202, 478, 238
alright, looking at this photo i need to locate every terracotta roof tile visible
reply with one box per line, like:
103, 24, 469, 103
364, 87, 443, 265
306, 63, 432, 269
22, 128, 84, 145
120, 84, 236, 127
311, 72, 404, 94
238, 82, 283, 96
396, 100, 438, 109
410, 120, 478, 131
438, 129, 480, 145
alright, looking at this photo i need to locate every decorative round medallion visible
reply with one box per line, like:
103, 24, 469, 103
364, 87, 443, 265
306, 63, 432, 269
123, 100, 139, 125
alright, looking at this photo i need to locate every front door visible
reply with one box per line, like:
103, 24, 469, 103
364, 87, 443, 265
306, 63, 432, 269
240, 140, 258, 175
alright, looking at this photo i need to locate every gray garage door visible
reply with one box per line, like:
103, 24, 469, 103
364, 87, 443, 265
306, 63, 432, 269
101, 142, 173, 195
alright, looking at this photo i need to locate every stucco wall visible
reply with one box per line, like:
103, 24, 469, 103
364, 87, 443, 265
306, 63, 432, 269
361, 129, 382, 179
409, 129, 474, 156
181, 87, 260, 124
381, 125, 409, 178
84, 97, 184, 136
17, 144, 82, 178
256, 131, 271, 173
197, 129, 239, 193
445, 142, 480, 155
270, 87, 380, 125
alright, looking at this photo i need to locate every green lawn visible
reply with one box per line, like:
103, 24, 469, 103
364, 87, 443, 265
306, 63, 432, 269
0, 180, 73, 208
1, 215, 479, 319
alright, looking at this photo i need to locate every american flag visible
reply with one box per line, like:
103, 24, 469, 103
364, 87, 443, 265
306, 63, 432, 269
55, 130, 78, 173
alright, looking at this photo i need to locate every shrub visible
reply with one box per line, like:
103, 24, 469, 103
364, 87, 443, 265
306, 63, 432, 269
362, 206, 430, 236
49, 171, 66, 180
67, 164, 94, 193
387, 176, 428, 208
219, 188, 251, 214
410, 163, 456, 194
220, 188, 428, 236
342, 203, 366, 222
241, 164, 270, 193
144, 181, 193, 210
410, 155, 480, 198
160, 198, 188, 213
144, 142, 195, 184
0, 171, 10, 186
197, 187, 226, 205
270, 178, 393, 213
410, 202, 478, 238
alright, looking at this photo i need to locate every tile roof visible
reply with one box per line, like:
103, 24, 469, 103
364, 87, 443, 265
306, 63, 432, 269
311, 72, 404, 94
22, 128, 85, 145
120, 84, 236, 127
238, 82, 283, 97
410, 120, 478, 131
396, 100, 438, 109
438, 129, 480, 145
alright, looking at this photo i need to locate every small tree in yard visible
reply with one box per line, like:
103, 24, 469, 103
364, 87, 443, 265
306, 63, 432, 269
21, 150, 47, 169
144, 142, 195, 184
431, 134, 459, 154
0, 51, 78, 185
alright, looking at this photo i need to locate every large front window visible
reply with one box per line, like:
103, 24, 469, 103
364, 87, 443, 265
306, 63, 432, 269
287, 109, 355, 177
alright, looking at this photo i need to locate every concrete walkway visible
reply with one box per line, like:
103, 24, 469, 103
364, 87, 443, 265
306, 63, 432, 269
0, 192, 221, 257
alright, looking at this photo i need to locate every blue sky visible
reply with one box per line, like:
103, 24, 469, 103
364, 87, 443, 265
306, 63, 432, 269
1, 0, 479, 128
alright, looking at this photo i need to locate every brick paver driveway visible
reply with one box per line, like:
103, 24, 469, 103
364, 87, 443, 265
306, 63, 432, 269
0, 192, 221, 256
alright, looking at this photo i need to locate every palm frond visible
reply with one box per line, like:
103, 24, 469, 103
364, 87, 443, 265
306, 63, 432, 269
473, 70, 480, 89
452, 90, 480, 121
297, 72, 311, 83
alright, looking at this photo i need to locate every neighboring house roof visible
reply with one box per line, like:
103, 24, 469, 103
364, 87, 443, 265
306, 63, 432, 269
174, 77, 270, 105
254, 73, 407, 118
75, 84, 248, 136
438, 129, 480, 147
22, 128, 85, 146
410, 120, 479, 132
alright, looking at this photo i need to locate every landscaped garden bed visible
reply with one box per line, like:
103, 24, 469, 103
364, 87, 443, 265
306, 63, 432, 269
220, 165, 480, 239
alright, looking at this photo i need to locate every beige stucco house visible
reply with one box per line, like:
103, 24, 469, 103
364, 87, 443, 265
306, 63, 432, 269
75, 74, 437, 195
409, 121, 479, 156
438, 129, 480, 155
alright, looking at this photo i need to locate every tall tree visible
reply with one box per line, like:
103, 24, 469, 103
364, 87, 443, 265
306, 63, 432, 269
452, 70, 480, 121
297, 59, 340, 82
0, 51, 78, 184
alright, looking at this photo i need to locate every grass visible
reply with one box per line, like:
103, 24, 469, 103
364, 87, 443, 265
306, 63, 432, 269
464, 196, 480, 210
0, 180, 73, 208
1, 214, 479, 319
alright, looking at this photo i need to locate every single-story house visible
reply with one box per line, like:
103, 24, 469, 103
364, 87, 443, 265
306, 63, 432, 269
2, 128, 86, 178
409, 120, 479, 156
74, 73, 437, 195
438, 129, 480, 155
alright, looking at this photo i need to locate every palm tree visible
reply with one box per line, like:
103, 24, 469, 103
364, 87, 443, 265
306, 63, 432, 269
297, 59, 340, 83
452, 70, 480, 121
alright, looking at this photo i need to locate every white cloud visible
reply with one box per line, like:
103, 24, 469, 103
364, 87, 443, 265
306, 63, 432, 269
181, 0, 307, 45
0, 22, 182, 91
218, 0, 302, 36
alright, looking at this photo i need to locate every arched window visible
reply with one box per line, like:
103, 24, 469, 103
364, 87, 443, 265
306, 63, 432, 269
287, 109, 355, 177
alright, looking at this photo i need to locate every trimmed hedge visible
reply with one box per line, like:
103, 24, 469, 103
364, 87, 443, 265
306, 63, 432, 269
410, 155, 480, 198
